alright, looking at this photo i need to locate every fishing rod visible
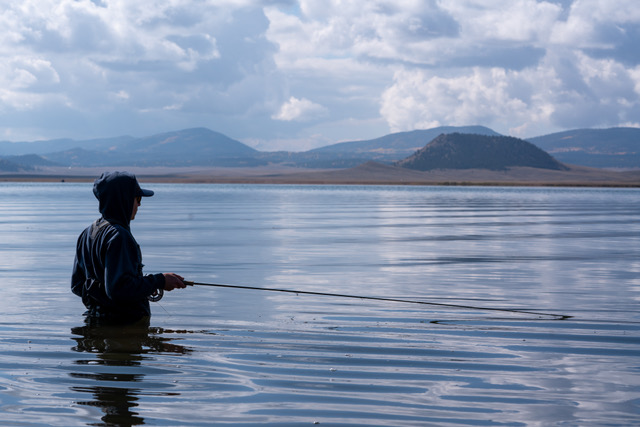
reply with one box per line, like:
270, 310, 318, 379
150, 280, 570, 320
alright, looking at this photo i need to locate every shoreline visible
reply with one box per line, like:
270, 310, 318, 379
2, 163, 639, 187
2, 175, 639, 188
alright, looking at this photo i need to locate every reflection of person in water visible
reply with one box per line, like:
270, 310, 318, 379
70, 319, 191, 426
72, 171, 187, 324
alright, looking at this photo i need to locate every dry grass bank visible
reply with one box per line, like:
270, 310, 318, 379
2, 163, 639, 187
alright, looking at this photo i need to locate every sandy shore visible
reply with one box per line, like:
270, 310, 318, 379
2, 162, 639, 187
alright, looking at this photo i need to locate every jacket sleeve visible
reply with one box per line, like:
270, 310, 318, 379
71, 230, 88, 297
103, 230, 165, 302
71, 254, 85, 297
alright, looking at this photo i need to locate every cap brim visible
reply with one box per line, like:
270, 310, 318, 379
138, 188, 154, 197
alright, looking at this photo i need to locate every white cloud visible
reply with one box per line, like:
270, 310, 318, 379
111, 90, 130, 101
440, 0, 562, 42
0, 56, 62, 111
272, 96, 328, 121
1, 0, 640, 149
380, 46, 640, 138
551, 0, 640, 47
266, 0, 461, 68
380, 67, 537, 134
0, 0, 280, 138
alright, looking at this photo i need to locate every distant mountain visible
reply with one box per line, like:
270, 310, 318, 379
0, 136, 134, 156
0, 154, 56, 171
1, 125, 637, 170
310, 125, 500, 157
0, 138, 77, 156
397, 133, 568, 171
269, 126, 502, 168
5, 154, 57, 167
527, 128, 640, 168
0, 126, 505, 169
43, 147, 122, 166
115, 128, 261, 166
36, 128, 263, 167
0, 158, 25, 172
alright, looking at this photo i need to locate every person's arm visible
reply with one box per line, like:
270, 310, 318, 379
71, 254, 86, 297
71, 230, 87, 297
103, 231, 166, 301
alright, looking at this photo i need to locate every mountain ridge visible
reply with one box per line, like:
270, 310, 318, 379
310, 126, 500, 154
526, 127, 639, 168
1, 126, 638, 171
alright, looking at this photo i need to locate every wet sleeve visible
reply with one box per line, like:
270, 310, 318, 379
103, 231, 165, 302
71, 254, 85, 297
71, 231, 87, 297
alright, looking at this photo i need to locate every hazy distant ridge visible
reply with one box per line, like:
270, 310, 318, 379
0, 126, 638, 171
310, 126, 500, 155
527, 128, 640, 168
115, 128, 260, 167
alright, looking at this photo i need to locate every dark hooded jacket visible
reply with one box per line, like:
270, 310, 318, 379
71, 172, 165, 323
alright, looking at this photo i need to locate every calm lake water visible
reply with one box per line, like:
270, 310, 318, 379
0, 182, 639, 426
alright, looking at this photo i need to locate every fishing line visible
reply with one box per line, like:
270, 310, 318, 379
155, 300, 172, 317
176, 280, 570, 320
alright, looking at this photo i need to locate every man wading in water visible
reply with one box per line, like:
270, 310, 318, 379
72, 171, 187, 323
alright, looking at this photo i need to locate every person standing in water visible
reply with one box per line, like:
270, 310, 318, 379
72, 171, 187, 323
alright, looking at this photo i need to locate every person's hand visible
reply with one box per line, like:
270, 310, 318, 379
163, 273, 187, 291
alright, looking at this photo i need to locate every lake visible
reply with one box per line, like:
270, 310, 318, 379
0, 182, 639, 426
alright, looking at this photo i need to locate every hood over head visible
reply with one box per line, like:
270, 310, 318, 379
93, 171, 154, 226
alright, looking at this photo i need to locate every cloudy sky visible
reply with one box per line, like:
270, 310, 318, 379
1, 0, 639, 151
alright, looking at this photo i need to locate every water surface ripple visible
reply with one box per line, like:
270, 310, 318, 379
0, 183, 638, 426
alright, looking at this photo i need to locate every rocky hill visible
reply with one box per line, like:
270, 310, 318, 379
396, 133, 568, 171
